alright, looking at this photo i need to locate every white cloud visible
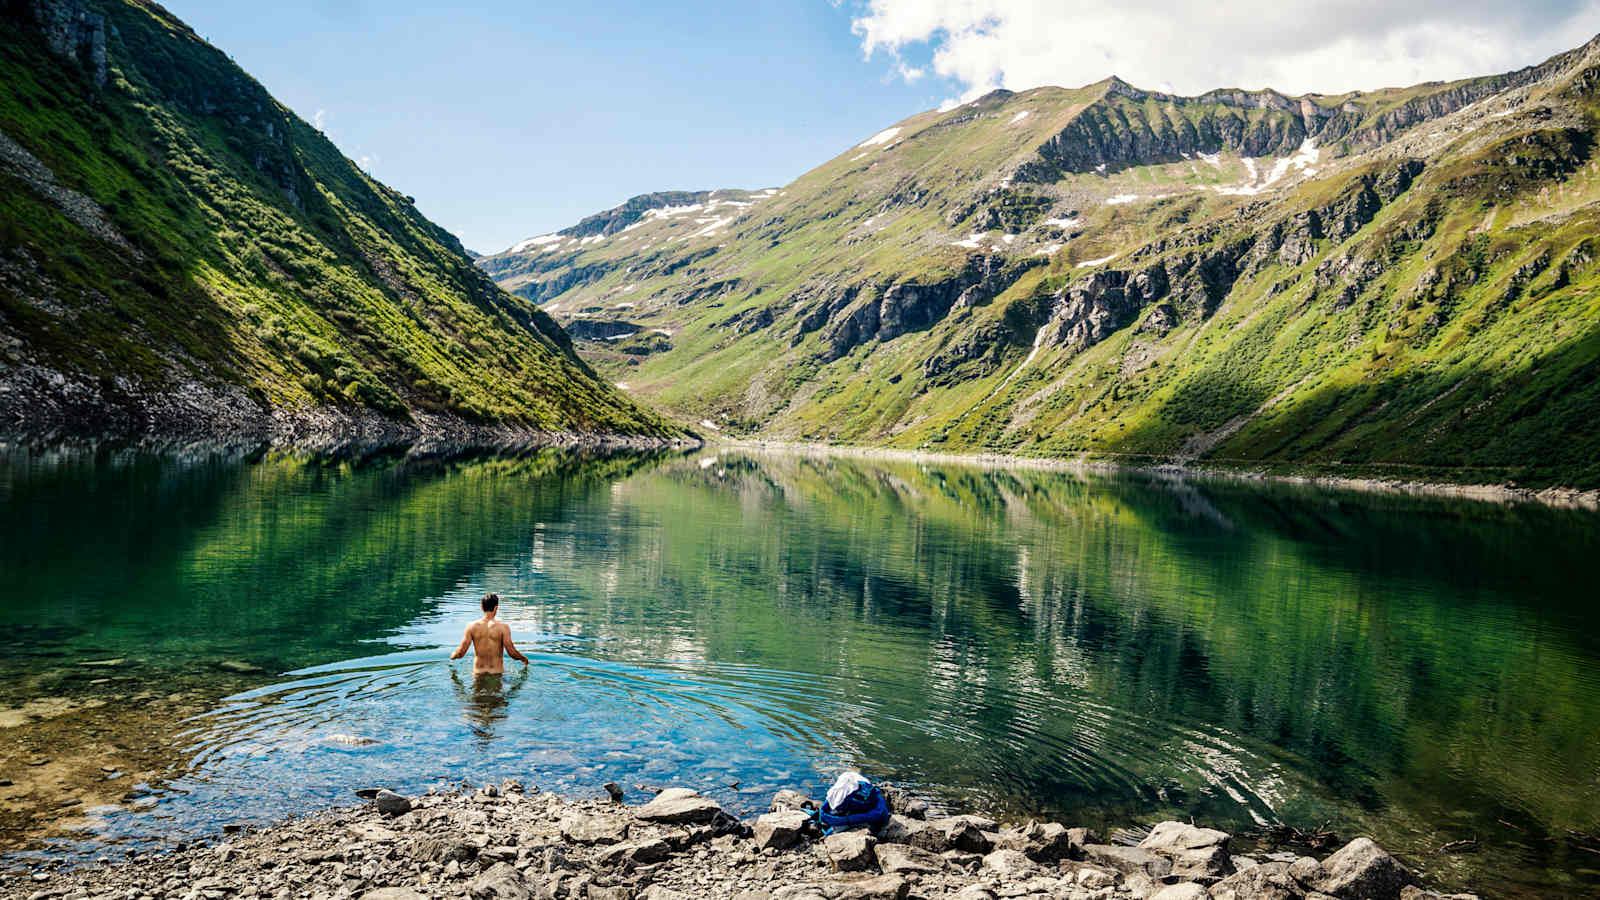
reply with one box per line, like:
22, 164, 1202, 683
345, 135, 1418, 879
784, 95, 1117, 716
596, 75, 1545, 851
313, 108, 327, 131
852, 1, 1600, 100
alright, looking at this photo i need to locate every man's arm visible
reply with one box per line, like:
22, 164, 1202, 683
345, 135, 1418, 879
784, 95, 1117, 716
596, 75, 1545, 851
501, 627, 529, 665
449, 625, 473, 661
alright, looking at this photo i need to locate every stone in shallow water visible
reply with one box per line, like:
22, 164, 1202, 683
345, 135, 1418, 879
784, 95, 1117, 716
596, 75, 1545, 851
772, 789, 813, 811
993, 821, 1074, 861
1400, 887, 1481, 900
1314, 838, 1415, 900
1138, 820, 1234, 879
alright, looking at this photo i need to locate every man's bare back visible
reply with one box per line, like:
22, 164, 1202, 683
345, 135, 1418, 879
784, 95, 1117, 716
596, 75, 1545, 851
449, 593, 528, 674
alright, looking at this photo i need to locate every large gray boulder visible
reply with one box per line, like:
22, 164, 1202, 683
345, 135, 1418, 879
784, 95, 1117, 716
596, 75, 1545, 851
873, 842, 944, 875
1082, 843, 1174, 880
992, 821, 1075, 861
824, 831, 878, 872
1209, 861, 1302, 900
559, 813, 628, 845
753, 810, 811, 851
872, 815, 932, 847
1138, 821, 1234, 879
1314, 838, 1415, 900
597, 837, 673, 867
980, 848, 1041, 880
635, 787, 724, 825
931, 816, 993, 854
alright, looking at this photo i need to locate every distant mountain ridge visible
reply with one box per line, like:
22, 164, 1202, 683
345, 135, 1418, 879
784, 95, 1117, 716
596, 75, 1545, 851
0, 0, 671, 444
481, 35, 1600, 487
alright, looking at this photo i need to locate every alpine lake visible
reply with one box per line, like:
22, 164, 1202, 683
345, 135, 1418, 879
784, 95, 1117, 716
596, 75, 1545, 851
0, 446, 1596, 898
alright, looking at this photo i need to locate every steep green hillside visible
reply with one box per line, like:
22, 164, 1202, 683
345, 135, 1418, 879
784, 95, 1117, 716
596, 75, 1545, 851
0, 0, 669, 440
482, 38, 1600, 487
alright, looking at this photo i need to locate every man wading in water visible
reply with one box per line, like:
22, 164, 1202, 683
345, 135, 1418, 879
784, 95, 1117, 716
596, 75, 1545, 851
449, 592, 529, 675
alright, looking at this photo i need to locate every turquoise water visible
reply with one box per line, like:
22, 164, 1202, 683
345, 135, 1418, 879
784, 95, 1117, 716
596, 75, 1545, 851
1, 447, 1597, 896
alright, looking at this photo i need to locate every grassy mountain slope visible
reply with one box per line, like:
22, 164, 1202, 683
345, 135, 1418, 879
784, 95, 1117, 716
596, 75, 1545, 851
481, 39, 1600, 487
0, 0, 670, 440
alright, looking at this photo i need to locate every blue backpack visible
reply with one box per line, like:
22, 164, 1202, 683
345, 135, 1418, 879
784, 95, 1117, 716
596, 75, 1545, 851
814, 781, 890, 835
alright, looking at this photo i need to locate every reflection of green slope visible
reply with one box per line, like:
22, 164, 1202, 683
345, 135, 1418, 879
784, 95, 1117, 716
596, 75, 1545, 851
0, 449, 665, 676
533, 451, 1599, 894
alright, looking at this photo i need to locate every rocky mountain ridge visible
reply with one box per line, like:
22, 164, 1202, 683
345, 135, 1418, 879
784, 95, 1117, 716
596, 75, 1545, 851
0, 0, 672, 444
480, 35, 1600, 487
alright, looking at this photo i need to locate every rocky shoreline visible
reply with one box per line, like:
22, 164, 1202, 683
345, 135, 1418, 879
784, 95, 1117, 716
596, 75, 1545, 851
0, 364, 696, 457
1, 782, 1480, 900
724, 441, 1600, 511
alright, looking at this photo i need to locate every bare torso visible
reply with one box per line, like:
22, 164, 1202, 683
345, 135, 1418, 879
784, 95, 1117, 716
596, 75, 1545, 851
466, 620, 509, 674
451, 614, 527, 674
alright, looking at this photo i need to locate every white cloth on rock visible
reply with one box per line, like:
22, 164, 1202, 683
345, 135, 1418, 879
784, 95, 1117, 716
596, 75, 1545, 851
826, 770, 868, 810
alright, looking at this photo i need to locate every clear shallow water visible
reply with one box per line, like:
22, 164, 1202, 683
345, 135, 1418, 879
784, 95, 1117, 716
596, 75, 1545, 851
1, 447, 1598, 896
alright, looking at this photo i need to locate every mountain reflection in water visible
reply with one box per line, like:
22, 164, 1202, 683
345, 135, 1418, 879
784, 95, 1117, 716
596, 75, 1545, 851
1, 447, 1596, 897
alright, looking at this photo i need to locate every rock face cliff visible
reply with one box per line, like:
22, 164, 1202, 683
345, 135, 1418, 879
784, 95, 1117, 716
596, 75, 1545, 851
481, 38, 1600, 486
0, 0, 670, 443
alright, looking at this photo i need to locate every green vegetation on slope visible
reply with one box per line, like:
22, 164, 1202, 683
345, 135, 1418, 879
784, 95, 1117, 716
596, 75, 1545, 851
0, 0, 667, 437
482, 37, 1600, 487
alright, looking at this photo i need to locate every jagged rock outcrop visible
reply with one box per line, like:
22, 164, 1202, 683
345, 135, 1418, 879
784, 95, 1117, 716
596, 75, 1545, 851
807, 256, 1041, 362
26, 0, 107, 87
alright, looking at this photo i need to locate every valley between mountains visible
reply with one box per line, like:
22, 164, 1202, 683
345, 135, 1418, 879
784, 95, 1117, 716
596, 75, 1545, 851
479, 40, 1600, 489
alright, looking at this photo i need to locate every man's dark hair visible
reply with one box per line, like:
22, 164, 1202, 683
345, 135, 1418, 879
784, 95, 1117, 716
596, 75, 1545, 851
481, 592, 500, 612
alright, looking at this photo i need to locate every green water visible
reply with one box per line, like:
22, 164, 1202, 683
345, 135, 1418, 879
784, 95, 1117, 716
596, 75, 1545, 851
1, 447, 1597, 896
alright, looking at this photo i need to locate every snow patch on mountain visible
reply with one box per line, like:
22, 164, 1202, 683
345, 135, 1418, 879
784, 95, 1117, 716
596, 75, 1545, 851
858, 126, 902, 148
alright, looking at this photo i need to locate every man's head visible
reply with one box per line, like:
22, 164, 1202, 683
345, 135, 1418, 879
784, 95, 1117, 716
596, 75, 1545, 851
481, 592, 500, 616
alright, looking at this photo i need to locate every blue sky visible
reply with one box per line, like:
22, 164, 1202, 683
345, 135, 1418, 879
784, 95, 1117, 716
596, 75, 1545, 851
161, 1, 954, 254
161, 1, 1600, 255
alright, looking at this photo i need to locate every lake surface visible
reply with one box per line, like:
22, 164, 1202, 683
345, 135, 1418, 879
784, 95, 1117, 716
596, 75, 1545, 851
1, 446, 1597, 897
